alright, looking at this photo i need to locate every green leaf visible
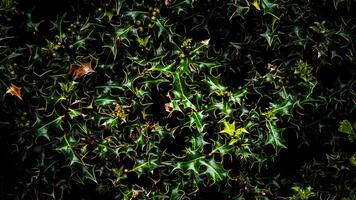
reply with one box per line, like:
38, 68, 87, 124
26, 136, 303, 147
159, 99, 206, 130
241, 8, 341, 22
83, 166, 97, 183
262, 0, 277, 13
172, 150, 228, 182
170, 183, 182, 200
260, 26, 275, 46
110, 167, 127, 185
262, 0, 279, 19
291, 186, 315, 200
57, 134, 80, 165
116, 25, 133, 42
199, 158, 228, 182
295, 60, 314, 83
129, 157, 161, 176
95, 97, 117, 105
205, 77, 226, 96
102, 117, 119, 129
270, 99, 293, 116
172, 71, 196, 110
172, 71, 186, 100
212, 101, 233, 117
230, 88, 248, 105
77, 120, 88, 134
229, 138, 238, 146
34, 115, 64, 140
338, 120, 355, 142
190, 111, 205, 133
266, 120, 286, 150
136, 35, 151, 47
68, 108, 81, 119
333, 0, 344, 10
235, 127, 248, 137
350, 154, 356, 166
190, 131, 208, 150
338, 120, 354, 134
35, 126, 49, 140
149, 61, 175, 75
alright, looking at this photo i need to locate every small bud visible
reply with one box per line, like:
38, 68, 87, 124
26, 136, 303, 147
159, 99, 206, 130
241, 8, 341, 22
154, 8, 160, 13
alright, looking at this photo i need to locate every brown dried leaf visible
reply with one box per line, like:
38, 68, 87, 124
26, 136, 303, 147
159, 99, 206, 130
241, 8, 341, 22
164, 103, 173, 112
70, 61, 95, 79
200, 38, 210, 45
6, 84, 23, 100
267, 63, 276, 71
164, 0, 172, 6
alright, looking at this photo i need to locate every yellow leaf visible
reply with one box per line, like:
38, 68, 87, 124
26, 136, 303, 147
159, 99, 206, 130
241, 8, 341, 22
252, 0, 261, 10
220, 121, 235, 137
235, 127, 248, 137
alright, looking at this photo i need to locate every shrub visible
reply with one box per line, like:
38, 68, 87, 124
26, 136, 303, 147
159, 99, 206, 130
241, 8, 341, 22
0, 0, 355, 199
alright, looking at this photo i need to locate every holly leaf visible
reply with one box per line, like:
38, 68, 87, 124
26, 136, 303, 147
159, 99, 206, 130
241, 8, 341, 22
252, 0, 261, 10
172, 71, 196, 110
235, 127, 248, 137
270, 99, 293, 116
101, 117, 119, 129
70, 61, 95, 79
338, 120, 355, 142
266, 120, 286, 151
172, 150, 228, 182
68, 108, 81, 119
338, 120, 354, 135
34, 115, 64, 140
136, 35, 151, 47
83, 166, 97, 183
149, 61, 175, 75
220, 121, 235, 137
190, 111, 205, 133
229, 138, 238, 146
199, 158, 228, 182
260, 26, 275, 46
57, 134, 80, 165
128, 157, 161, 177
205, 77, 226, 96
6, 84, 23, 100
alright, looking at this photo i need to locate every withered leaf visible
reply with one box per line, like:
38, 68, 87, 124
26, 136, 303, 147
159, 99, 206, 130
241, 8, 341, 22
6, 84, 23, 100
70, 61, 95, 79
200, 38, 210, 45
164, 103, 173, 112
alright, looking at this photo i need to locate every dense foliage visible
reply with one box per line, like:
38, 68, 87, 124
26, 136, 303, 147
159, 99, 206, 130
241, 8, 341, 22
1, 0, 355, 199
